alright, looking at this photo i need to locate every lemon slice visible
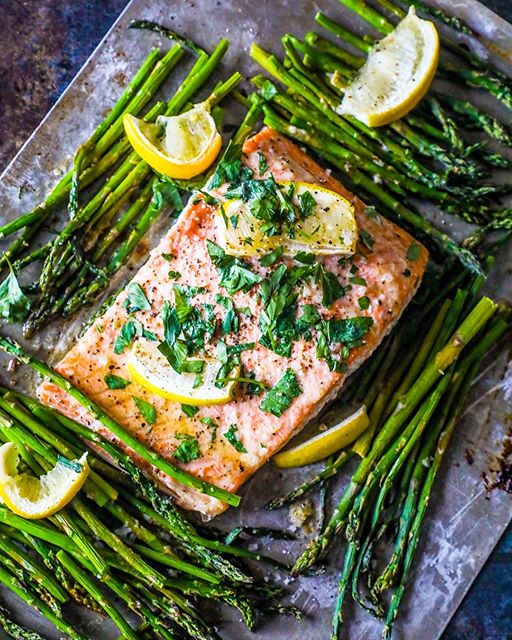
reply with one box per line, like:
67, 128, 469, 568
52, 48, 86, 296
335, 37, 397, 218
123, 103, 222, 179
216, 181, 357, 257
272, 406, 369, 468
127, 338, 238, 406
0, 442, 89, 519
338, 8, 439, 127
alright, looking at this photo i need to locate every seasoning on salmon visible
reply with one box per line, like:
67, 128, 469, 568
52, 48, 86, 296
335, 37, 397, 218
38, 127, 428, 518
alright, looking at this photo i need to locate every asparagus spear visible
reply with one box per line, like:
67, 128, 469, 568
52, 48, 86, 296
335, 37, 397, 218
293, 296, 497, 572
0, 604, 47, 640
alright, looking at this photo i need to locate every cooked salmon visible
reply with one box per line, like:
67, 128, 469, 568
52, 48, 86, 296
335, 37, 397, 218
38, 127, 428, 518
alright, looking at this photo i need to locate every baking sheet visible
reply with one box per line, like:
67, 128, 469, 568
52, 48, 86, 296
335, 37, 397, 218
0, 1, 511, 639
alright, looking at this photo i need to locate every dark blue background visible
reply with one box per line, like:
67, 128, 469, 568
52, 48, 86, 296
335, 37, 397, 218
0, 1, 510, 638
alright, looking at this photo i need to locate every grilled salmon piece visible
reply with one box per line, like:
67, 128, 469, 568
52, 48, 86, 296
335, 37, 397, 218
38, 127, 428, 518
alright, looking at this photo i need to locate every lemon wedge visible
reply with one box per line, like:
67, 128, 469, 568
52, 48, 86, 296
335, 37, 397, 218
123, 103, 222, 179
0, 442, 89, 519
216, 181, 357, 257
272, 406, 369, 468
338, 8, 439, 127
127, 338, 238, 406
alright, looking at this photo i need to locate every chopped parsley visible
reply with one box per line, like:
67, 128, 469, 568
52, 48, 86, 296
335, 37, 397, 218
259, 246, 284, 267
260, 368, 302, 417
349, 276, 367, 287
406, 243, 421, 261
206, 241, 261, 294
359, 229, 374, 250
122, 283, 151, 313
174, 434, 201, 463
201, 417, 219, 442
132, 396, 156, 425
358, 296, 370, 310
104, 373, 131, 390
168, 270, 181, 280
113, 319, 156, 354
162, 252, 174, 261
224, 424, 247, 453
216, 294, 239, 335
297, 190, 316, 218
181, 404, 199, 418
257, 151, 269, 176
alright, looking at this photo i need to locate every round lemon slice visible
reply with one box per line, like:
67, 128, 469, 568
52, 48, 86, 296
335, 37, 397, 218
127, 338, 238, 406
338, 8, 439, 127
216, 181, 357, 258
272, 406, 369, 468
0, 442, 89, 519
123, 103, 222, 179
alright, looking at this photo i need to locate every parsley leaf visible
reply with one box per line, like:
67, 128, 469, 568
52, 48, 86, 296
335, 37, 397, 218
122, 283, 151, 313
325, 317, 374, 349
224, 424, 247, 453
349, 276, 367, 287
132, 396, 156, 425
259, 246, 284, 267
152, 178, 184, 214
201, 417, 219, 442
257, 151, 269, 176
297, 190, 316, 218
259, 79, 278, 101
174, 434, 200, 463
206, 241, 261, 294
358, 296, 370, 310
104, 373, 131, 390
359, 229, 374, 250
260, 368, 302, 417
113, 320, 139, 354
181, 404, 199, 417
407, 243, 421, 261
0, 270, 30, 322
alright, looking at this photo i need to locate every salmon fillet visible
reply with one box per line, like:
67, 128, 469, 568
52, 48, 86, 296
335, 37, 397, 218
38, 127, 428, 518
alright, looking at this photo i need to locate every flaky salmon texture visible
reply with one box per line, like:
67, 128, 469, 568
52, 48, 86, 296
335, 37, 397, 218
38, 127, 428, 518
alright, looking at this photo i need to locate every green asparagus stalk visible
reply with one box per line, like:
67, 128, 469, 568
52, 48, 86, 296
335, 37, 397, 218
293, 296, 497, 572
0, 604, 47, 640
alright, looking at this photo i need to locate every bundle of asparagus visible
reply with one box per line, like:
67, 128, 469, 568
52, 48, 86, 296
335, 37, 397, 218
0, 383, 297, 639
0, 36, 242, 337
249, 0, 512, 275
265, 260, 510, 638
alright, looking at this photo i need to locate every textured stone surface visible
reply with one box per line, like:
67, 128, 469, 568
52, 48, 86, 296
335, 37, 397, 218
0, 1, 510, 639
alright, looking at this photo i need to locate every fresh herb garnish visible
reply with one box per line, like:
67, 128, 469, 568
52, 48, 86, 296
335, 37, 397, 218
224, 424, 247, 453
407, 242, 421, 261
216, 294, 239, 335
168, 270, 181, 280
162, 252, 174, 261
0, 270, 30, 322
114, 319, 155, 354
181, 404, 199, 418
206, 240, 261, 294
349, 276, 367, 287
359, 229, 374, 250
152, 177, 184, 214
260, 368, 302, 417
257, 151, 269, 176
122, 283, 151, 313
358, 296, 370, 310
201, 417, 219, 442
174, 434, 201, 463
132, 396, 156, 425
259, 246, 284, 267
104, 373, 131, 389
297, 190, 316, 218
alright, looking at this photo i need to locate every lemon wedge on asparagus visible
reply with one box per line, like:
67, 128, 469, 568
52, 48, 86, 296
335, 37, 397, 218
272, 405, 369, 468
0, 442, 89, 519
216, 181, 357, 257
124, 103, 222, 179
127, 339, 238, 406
338, 8, 439, 127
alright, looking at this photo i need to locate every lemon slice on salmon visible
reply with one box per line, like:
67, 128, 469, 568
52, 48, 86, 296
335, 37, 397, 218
0, 442, 89, 519
127, 339, 238, 406
272, 406, 369, 468
124, 103, 222, 179
216, 181, 357, 257
338, 8, 439, 127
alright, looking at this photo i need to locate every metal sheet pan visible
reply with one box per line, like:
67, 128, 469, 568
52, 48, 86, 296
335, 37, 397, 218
0, 1, 511, 638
